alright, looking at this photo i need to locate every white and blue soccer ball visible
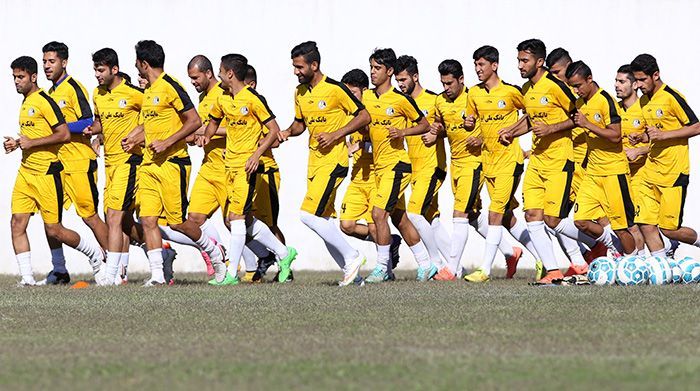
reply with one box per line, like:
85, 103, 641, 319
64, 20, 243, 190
677, 256, 700, 284
667, 258, 683, 284
587, 256, 617, 285
616, 255, 649, 286
645, 256, 673, 285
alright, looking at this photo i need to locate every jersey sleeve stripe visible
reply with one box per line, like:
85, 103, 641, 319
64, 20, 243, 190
502, 81, 523, 94
39, 91, 67, 127
163, 74, 195, 113
326, 77, 366, 115
600, 90, 621, 124
394, 89, 424, 122
546, 72, 577, 111
67, 78, 93, 120
248, 87, 276, 119
664, 85, 699, 125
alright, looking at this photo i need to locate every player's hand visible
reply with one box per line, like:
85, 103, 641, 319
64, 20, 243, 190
91, 137, 101, 156
245, 155, 259, 175
387, 126, 404, 140
645, 126, 664, 141
523, 149, 531, 159
316, 131, 338, 149
422, 131, 437, 147
185, 132, 197, 145
278, 130, 291, 143
83, 125, 95, 137
465, 136, 482, 148
625, 147, 641, 162
572, 110, 591, 129
18, 135, 34, 150
530, 120, 553, 137
429, 121, 443, 135
628, 132, 647, 145
498, 128, 513, 145
347, 141, 361, 155
148, 139, 171, 154
463, 114, 476, 129
4, 136, 19, 153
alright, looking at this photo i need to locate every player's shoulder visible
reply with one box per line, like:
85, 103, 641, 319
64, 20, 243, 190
661, 84, 689, 103
161, 73, 186, 92
501, 80, 523, 94
424, 89, 438, 96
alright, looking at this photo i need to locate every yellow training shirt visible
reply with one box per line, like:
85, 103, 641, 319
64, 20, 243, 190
18, 89, 65, 174
408, 89, 446, 172
93, 78, 144, 166
435, 87, 481, 168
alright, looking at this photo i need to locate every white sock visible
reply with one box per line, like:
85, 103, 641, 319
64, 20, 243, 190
76, 237, 104, 261
596, 225, 615, 250
626, 249, 639, 256
105, 252, 121, 282
16, 252, 34, 283
147, 249, 165, 282
449, 217, 470, 275
159, 225, 198, 248
554, 218, 597, 249
227, 219, 246, 275
300, 211, 358, 262
548, 226, 586, 266
650, 249, 666, 257
50, 247, 67, 273
471, 213, 513, 258
195, 232, 223, 263
409, 241, 431, 269
119, 252, 129, 269
248, 218, 288, 260
325, 241, 347, 270
408, 213, 444, 268
242, 246, 258, 272
480, 225, 503, 275
247, 240, 271, 258
431, 218, 452, 265
200, 219, 222, 245
508, 218, 539, 259
693, 233, 700, 248
526, 221, 558, 271
605, 225, 624, 253
376, 244, 390, 271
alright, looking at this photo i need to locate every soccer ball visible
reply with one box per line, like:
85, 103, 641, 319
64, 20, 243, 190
646, 256, 673, 285
667, 259, 683, 284
616, 256, 649, 286
587, 256, 617, 285
677, 256, 700, 284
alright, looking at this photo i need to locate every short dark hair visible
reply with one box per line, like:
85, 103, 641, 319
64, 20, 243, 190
565, 60, 592, 80
11, 56, 38, 75
394, 55, 419, 75
188, 55, 213, 73
245, 65, 257, 84
545, 48, 571, 68
630, 54, 659, 76
369, 48, 397, 71
42, 41, 69, 60
135, 40, 165, 68
92, 48, 119, 68
221, 54, 248, 81
291, 41, 321, 65
341, 69, 369, 89
473, 45, 499, 63
117, 72, 132, 84
517, 39, 546, 60
617, 64, 635, 83
438, 59, 463, 79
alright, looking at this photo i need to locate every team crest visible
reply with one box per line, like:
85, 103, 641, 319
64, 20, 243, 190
58, 100, 67, 108
153, 96, 160, 104
498, 100, 506, 108
386, 107, 394, 115
119, 99, 127, 108
318, 100, 327, 109
594, 113, 602, 122
540, 96, 549, 105
633, 119, 641, 127
656, 109, 663, 118
422, 109, 429, 116
240, 106, 249, 115
27, 108, 35, 116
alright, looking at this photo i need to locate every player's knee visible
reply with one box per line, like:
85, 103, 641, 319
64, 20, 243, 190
140, 217, 159, 230
10, 215, 27, 236
524, 209, 539, 222
371, 207, 388, 224
187, 213, 206, 226
339, 220, 355, 235
106, 211, 123, 228
44, 223, 63, 240
574, 219, 589, 232
543, 215, 560, 229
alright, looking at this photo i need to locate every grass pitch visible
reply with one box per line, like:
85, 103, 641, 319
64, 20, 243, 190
1, 270, 699, 390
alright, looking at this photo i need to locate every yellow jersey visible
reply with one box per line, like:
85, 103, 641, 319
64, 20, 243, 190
522, 71, 576, 171
348, 130, 374, 183
466, 80, 524, 176
575, 87, 627, 176
18, 89, 65, 174
49, 75, 96, 172
93, 78, 144, 166
435, 87, 482, 168
639, 84, 698, 186
141, 72, 194, 165
198, 82, 226, 171
619, 97, 648, 171
363, 87, 422, 171
408, 89, 446, 172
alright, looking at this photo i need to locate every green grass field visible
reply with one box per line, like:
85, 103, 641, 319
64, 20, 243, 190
1, 270, 700, 390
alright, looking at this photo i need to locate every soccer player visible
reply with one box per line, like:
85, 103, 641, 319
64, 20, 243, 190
201, 54, 296, 285
134, 40, 226, 286
6, 56, 102, 285
42, 41, 107, 283
278, 41, 369, 286
459, 46, 539, 282
362, 48, 434, 282
628, 54, 700, 254
392, 55, 451, 277
565, 61, 636, 256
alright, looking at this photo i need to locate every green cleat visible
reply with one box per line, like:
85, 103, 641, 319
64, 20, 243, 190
534, 259, 545, 280
208, 272, 239, 286
277, 247, 297, 283
416, 264, 438, 282
365, 266, 389, 283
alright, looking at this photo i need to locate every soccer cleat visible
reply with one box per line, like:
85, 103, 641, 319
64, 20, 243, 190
584, 242, 607, 264
536, 269, 565, 284
534, 259, 545, 280
505, 247, 523, 279
276, 247, 298, 283
607, 248, 622, 260
564, 263, 589, 277
416, 264, 438, 282
433, 266, 456, 281
115, 265, 128, 285
464, 268, 490, 283
242, 271, 262, 283
208, 272, 239, 286
37, 270, 71, 286
142, 279, 165, 287
162, 244, 177, 285
390, 234, 402, 269
666, 239, 680, 259
365, 266, 390, 283
17, 278, 37, 287
385, 270, 396, 281
201, 251, 215, 276
256, 253, 277, 276
339, 254, 366, 287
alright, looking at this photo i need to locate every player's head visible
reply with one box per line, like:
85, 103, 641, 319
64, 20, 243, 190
341, 68, 369, 100
135, 40, 165, 77
473, 45, 499, 82
517, 39, 546, 79
219, 54, 248, 90
42, 41, 68, 83
438, 59, 464, 101
394, 55, 419, 95
565, 60, 594, 100
615, 64, 637, 100
369, 48, 396, 87
545, 48, 572, 81
630, 54, 660, 95
187, 54, 215, 93
244, 65, 257, 89
92, 48, 120, 88
11, 56, 38, 95
291, 41, 320, 84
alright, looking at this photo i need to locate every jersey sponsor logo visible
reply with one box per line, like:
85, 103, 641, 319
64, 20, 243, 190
656, 109, 663, 118
308, 116, 327, 124
27, 108, 35, 116
483, 114, 505, 123
119, 99, 127, 108
372, 119, 392, 126
386, 107, 395, 115
498, 100, 506, 108
58, 99, 67, 108
540, 96, 549, 105
318, 100, 327, 109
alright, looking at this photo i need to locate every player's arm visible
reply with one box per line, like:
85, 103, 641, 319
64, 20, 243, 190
530, 116, 574, 138
149, 108, 201, 153
625, 145, 650, 162
573, 110, 621, 143
247, 119, 282, 175
67, 86, 94, 134
646, 121, 700, 141
122, 125, 145, 153
19, 122, 70, 150
278, 118, 306, 142
389, 116, 429, 139
499, 113, 530, 145
316, 108, 371, 148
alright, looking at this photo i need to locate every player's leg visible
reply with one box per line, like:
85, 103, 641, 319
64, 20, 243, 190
449, 164, 481, 277
65, 160, 109, 249
657, 177, 700, 248
11, 213, 34, 285
523, 167, 561, 282
634, 178, 665, 255
407, 167, 447, 275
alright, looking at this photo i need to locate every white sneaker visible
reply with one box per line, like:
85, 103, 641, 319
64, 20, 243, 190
339, 253, 366, 287
142, 279, 165, 287
17, 278, 36, 287
213, 259, 227, 284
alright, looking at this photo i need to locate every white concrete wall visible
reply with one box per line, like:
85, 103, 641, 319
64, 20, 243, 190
1, 0, 699, 275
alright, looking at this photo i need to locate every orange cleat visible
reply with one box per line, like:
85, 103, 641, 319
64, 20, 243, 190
433, 266, 456, 281
536, 269, 564, 284
505, 247, 523, 279
584, 242, 607, 264
563, 263, 589, 277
